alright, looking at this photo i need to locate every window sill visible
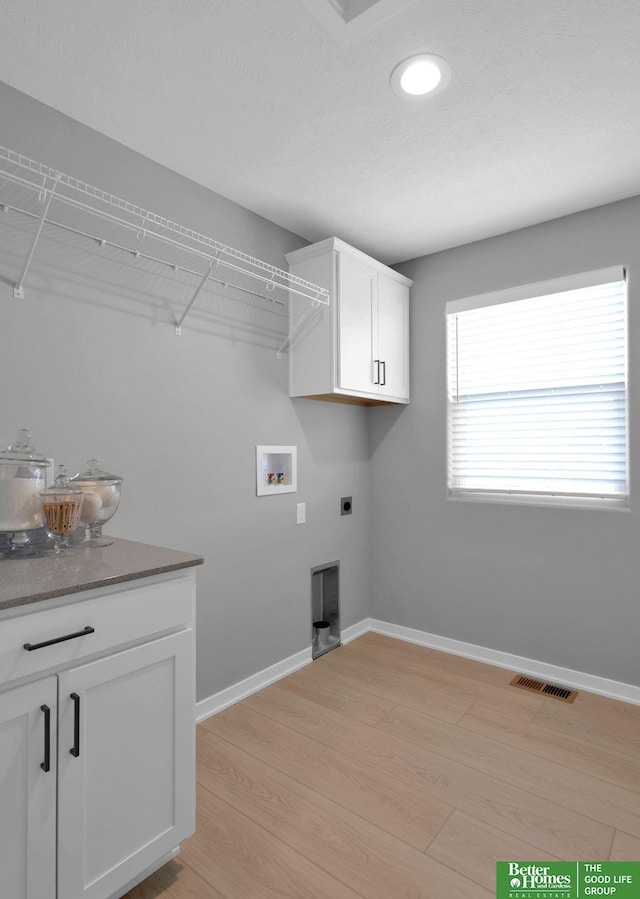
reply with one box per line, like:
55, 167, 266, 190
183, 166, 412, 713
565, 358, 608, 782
447, 490, 630, 512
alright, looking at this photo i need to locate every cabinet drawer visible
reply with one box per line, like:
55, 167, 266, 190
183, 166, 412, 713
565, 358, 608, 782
0, 573, 194, 688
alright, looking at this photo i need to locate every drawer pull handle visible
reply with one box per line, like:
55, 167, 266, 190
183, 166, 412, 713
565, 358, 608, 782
40, 704, 51, 772
23, 626, 95, 652
70, 693, 81, 758
381, 360, 386, 386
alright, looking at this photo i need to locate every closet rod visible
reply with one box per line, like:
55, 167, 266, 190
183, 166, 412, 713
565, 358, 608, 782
33, 187, 315, 298
3, 184, 323, 306
4, 203, 287, 311
0, 145, 330, 307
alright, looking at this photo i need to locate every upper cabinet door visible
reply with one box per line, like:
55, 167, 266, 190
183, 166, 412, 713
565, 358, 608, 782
57, 629, 195, 899
337, 252, 377, 393
0, 677, 57, 899
377, 273, 410, 400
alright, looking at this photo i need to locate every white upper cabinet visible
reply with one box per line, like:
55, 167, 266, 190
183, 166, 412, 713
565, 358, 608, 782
286, 238, 412, 405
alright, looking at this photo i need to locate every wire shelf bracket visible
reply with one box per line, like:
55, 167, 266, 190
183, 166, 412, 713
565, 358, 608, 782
13, 170, 61, 299
175, 258, 217, 335
0, 145, 330, 340
277, 300, 322, 358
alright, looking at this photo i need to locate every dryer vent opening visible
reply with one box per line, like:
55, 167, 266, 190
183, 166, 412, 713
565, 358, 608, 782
311, 562, 340, 659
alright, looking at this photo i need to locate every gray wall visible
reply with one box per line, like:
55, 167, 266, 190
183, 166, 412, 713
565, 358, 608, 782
372, 197, 640, 686
0, 84, 371, 701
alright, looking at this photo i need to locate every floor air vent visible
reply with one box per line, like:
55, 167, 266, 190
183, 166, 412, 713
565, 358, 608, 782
510, 674, 578, 703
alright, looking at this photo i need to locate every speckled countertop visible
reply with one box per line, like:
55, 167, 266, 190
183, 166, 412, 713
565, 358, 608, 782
0, 538, 203, 611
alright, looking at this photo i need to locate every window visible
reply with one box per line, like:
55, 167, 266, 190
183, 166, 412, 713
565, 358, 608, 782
446, 267, 628, 506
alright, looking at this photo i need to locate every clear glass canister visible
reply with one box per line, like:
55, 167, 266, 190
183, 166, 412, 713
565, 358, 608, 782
70, 459, 122, 547
39, 465, 84, 554
0, 429, 51, 544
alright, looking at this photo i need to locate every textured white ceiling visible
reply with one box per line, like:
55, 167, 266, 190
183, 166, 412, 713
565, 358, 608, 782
0, 0, 639, 263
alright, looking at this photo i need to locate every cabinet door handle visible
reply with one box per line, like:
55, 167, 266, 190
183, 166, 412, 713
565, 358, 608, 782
23, 626, 95, 652
70, 693, 81, 758
381, 360, 386, 386
373, 360, 380, 384
40, 704, 51, 772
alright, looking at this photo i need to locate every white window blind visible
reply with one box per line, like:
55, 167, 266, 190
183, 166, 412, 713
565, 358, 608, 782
446, 268, 628, 503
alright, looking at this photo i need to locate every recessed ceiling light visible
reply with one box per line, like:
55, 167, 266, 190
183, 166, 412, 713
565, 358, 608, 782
390, 54, 451, 99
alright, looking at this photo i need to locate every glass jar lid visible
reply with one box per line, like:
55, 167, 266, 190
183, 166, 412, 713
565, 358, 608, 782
71, 459, 122, 486
0, 428, 50, 467
40, 464, 84, 498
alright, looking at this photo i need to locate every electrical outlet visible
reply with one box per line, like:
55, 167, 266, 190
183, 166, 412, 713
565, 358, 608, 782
296, 502, 306, 524
341, 496, 353, 516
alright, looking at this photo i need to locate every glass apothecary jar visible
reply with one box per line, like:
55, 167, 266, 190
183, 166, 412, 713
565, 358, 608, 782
40, 465, 84, 554
0, 429, 51, 548
71, 459, 122, 547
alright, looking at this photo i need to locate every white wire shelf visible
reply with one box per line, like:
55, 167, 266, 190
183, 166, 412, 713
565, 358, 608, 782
0, 145, 330, 337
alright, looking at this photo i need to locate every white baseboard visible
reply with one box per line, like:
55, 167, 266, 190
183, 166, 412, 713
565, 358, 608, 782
195, 645, 312, 723
368, 618, 640, 707
340, 618, 372, 644
195, 620, 372, 724
195, 616, 640, 724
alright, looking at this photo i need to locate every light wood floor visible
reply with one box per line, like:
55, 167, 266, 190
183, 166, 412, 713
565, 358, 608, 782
125, 632, 640, 898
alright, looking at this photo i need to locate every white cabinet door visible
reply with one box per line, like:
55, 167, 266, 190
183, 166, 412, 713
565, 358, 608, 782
57, 629, 195, 899
377, 274, 409, 400
0, 677, 57, 899
337, 252, 377, 392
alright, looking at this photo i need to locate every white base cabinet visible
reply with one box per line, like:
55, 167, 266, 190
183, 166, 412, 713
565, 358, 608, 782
0, 678, 57, 899
58, 630, 194, 899
0, 569, 196, 899
286, 237, 412, 405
